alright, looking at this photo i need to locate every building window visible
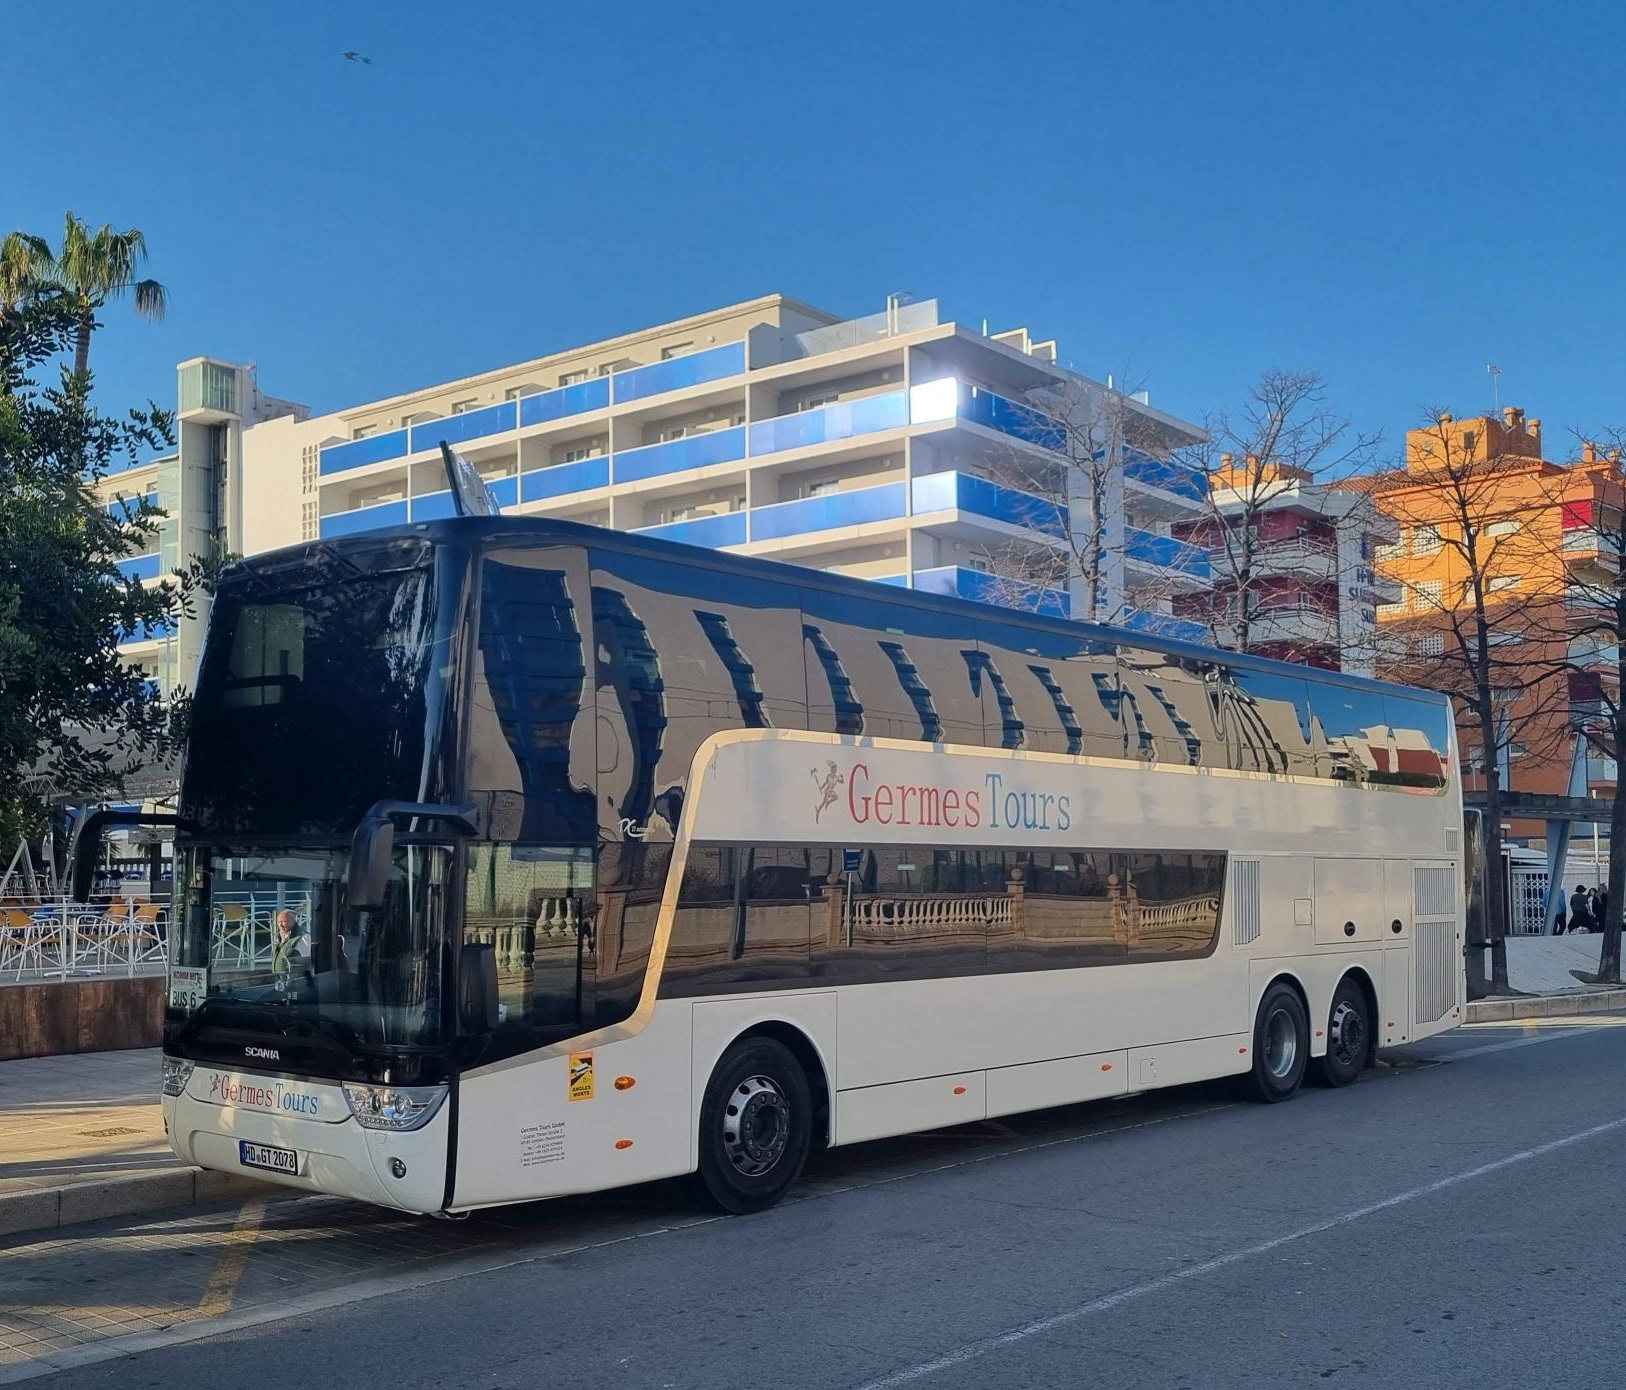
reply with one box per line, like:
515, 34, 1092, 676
660, 342, 694, 360
1413, 525, 1442, 556
450, 399, 480, 415
1487, 629, 1523, 647
1414, 579, 1444, 608
559, 369, 590, 386
403, 411, 437, 426
805, 480, 837, 498
504, 384, 541, 400
1413, 632, 1446, 658
351, 425, 379, 440
1487, 520, 1520, 538
801, 392, 840, 412
1489, 574, 1522, 593
561, 445, 603, 463
658, 426, 689, 443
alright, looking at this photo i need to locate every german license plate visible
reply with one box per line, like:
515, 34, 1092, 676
238, 1140, 298, 1175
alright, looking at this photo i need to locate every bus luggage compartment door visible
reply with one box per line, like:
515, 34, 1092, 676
1312, 858, 1386, 945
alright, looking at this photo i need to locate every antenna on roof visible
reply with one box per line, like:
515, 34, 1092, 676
1486, 363, 1503, 412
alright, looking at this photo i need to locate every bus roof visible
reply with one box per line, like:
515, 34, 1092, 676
232, 514, 1447, 708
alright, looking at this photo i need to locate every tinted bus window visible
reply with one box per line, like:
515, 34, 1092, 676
1228, 669, 1316, 776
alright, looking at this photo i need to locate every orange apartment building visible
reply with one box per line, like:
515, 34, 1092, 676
1367, 405, 1621, 838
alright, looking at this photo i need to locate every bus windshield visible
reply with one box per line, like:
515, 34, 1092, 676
183, 555, 455, 838
168, 844, 453, 1059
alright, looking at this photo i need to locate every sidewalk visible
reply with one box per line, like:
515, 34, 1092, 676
0, 1049, 269, 1238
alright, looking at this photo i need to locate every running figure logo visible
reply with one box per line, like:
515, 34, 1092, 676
810, 761, 844, 821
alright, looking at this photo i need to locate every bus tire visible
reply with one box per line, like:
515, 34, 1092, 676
1310, 977, 1370, 1088
695, 1036, 812, 1214
1245, 981, 1309, 1103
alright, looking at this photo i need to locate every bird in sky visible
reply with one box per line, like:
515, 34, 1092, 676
341, 51, 372, 65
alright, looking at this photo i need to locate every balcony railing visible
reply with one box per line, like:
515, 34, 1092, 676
748, 390, 909, 456
616, 425, 747, 484
319, 430, 410, 475
636, 511, 748, 549
911, 565, 1069, 618
1121, 607, 1211, 644
115, 553, 162, 582
750, 481, 908, 541
105, 491, 159, 522
411, 401, 517, 455
1125, 528, 1211, 579
959, 387, 1066, 450
910, 471, 1067, 538
521, 456, 610, 503
319, 498, 409, 538
1123, 448, 1205, 502
410, 476, 520, 521
520, 376, 610, 427
614, 341, 747, 403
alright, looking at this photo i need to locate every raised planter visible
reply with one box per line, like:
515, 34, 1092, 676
0, 976, 163, 1060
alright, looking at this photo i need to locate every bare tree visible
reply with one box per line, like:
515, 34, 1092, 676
1369, 411, 1574, 996
1171, 371, 1382, 666
1519, 436, 1626, 984
974, 374, 1191, 629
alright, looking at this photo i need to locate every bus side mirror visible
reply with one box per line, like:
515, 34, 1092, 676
459, 943, 499, 1033
346, 800, 483, 910
68, 808, 194, 902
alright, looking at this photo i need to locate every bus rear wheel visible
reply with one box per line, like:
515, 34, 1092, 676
695, 1036, 812, 1214
1310, 977, 1370, 1088
1245, 982, 1309, 1103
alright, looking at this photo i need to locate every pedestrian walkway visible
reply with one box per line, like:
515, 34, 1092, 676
0, 1050, 173, 1200
1504, 933, 1617, 993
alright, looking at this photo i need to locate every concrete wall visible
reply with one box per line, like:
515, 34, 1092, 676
0, 978, 163, 1061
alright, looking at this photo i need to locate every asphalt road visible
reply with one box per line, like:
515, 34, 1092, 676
5, 1014, 1625, 1389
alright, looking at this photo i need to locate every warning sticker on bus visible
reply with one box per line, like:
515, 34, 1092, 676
568, 1052, 595, 1102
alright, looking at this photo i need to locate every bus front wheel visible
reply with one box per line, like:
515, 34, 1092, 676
695, 1036, 812, 1214
1245, 982, 1309, 1103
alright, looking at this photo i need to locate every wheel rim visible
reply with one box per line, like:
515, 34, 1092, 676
722, 1074, 790, 1177
1264, 1006, 1299, 1081
1328, 999, 1366, 1069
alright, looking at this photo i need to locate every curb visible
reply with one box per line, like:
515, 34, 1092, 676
0, 1167, 278, 1241
1465, 986, 1626, 1024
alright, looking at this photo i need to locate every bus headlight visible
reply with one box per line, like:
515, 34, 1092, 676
162, 1057, 195, 1097
341, 1082, 448, 1132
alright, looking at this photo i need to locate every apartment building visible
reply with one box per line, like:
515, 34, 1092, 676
1368, 406, 1620, 824
118, 294, 1215, 687
1170, 458, 1399, 677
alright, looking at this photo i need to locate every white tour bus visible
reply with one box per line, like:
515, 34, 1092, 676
73, 516, 1466, 1215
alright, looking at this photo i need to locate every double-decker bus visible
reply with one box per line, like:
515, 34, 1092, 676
74, 516, 1465, 1215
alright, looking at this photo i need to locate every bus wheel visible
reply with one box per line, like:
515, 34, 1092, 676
1310, 978, 1370, 1088
1245, 982, 1309, 1103
695, 1036, 812, 1214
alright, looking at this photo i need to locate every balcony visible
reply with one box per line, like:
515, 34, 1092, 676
613, 342, 747, 404
636, 511, 748, 549
748, 390, 909, 456
1121, 607, 1211, 645
410, 476, 520, 521
319, 499, 409, 538
1125, 528, 1211, 580
1248, 538, 1339, 582
320, 430, 409, 476
117, 616, 174, 647
410, 401, 517, 455
616, 425, 747, 484
911, 565, 1069, 618
520, 456, 610, 504
1569, 637, 1621, 670
520, 376, 610, 427
115, 553, 162, 582
105, 491, 159, 522
910, 471, 1066, 539
959, 387, 1065, 450
1246, 605, 1340, 646
1123, 448, 1205, 503
750, 481, 908, 541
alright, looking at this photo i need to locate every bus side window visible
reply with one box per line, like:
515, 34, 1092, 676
662, 846, 812, 997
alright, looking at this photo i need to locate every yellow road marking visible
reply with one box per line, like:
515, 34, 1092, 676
193, 1198, 267, 1320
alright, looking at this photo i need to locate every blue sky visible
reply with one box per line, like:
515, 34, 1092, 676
8, 0, 1624, 461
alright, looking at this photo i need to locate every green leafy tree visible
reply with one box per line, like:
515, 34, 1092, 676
44, 214, 168, 379
0, 292, 202, 847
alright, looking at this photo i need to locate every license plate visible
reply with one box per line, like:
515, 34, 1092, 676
238, 1140, 298, 1175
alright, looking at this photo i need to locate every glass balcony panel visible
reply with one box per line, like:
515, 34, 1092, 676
519, 376, 610, 426
106, 491, 160, 522
1123, 448, 1206, 501
410, 474, 518, 520
909, 472, 1067, 538
615, 425, 746, 484
319, 499, 410, 538
613, 342, 746, 403
749, 482, 908, 541
1121, 608, 1211, 644
747, 390, 908, 456
520, 456, 610, 503
960, 387, 1066, 450
115, 553, 162, 582
1125, 527, 1212, 579
635, 511, 747, 548
911, 565, 1069, 618
320, 430, 409, 475
410, 401, 516, 454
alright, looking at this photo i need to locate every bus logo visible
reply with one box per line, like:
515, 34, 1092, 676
810, 761, 845, 821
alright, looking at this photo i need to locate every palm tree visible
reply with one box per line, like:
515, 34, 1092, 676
0, 231, 52, 322
47, 214, 167, 378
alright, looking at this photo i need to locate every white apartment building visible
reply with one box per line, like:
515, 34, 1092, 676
110, 294, 1215, 688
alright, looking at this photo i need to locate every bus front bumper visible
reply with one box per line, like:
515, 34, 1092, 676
165, 1065, 450, 1214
